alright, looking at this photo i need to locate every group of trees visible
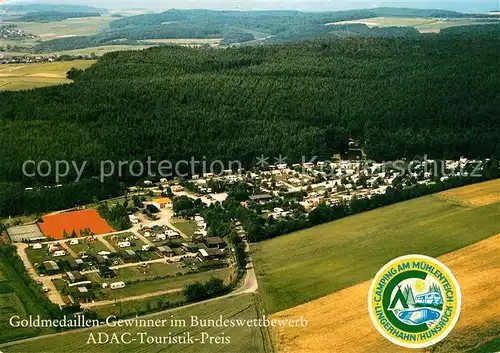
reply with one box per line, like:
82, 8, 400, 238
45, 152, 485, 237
0, 179, 124, 218
184, 277, 230, 302
96, 202, 131, 231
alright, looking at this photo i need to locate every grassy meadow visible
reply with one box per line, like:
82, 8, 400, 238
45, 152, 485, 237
0, 60, 95, 91
438, 179, 500, 207
2, 17, 118, 42
252, 188, 500, 313
270, 234, 500, 353
0, 255, 56, 343
2, 294, 271, 353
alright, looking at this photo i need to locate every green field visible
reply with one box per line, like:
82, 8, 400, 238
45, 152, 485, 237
48, 45, 155, 57
3, 294, 270, 353
328, 16, 500, 33
87, 262, 190, 284
137, 38, 222, 46
0, 252, 57, 343
92, 291, 187, 319
0, 60, 95, 91
25, 247, 74, 266
252, 195, 500, 313
104, 232, 146, 252
172, 219, 199, 238
68, 239, 110, 257
3, 17, 118, 42
99, 267, 233, 299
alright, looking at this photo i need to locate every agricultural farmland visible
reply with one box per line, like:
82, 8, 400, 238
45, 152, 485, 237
270, 234, 500, 353
439, 178, 500, 207
0, 60, 95, 91
2, 294, 271, 353
252, 183, 500, 313
327, 16, 500, 33
2, 17, 117, 42
0, 247, 58, 343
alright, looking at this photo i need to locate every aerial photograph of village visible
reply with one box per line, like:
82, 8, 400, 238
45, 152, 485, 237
0, 0, 499, 352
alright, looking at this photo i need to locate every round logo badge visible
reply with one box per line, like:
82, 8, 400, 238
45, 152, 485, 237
368, 255, 461, 348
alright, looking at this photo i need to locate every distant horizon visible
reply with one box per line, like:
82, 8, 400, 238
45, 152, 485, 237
3, 0, 499, 13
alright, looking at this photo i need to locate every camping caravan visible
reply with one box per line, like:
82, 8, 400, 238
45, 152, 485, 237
118, 242, 131, 248
52, 250, 66, 257
32, 243, 43, 250
155, 234, 166, 242
110, 282, 126, 290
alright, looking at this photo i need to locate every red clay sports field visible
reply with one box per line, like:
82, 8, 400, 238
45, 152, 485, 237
39, 209, 115, 240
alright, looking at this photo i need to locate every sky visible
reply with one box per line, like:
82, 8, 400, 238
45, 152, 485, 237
4, 0, 500, 12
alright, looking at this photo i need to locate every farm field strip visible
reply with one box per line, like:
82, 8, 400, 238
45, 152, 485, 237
270, 234, 500, 353
2, 17, 118, 41
252, 189, 500, 313
438, 179, 500, 207
326, 16, 500, 32
0, 60, 95, 91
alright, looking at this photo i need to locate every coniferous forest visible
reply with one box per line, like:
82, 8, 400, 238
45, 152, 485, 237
0, 33, 499, 216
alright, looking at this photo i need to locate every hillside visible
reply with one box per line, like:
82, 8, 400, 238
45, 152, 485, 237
251, 180, 500, 313
0, 36, 499, 216
31, 8, 500, 52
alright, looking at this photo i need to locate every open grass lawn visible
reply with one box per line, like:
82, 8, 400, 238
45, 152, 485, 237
3, 294, 270, 353
88, 262, 189, 284
105, 232, 145, 252
102, 267, 233, 299
25, 247, 73, 266
0, 257, 56, 343
68, 239, 110, 256
92, 291, 186, 318
172, 219, 199, 238
2, 17, 118, 41
252, 191, 500, 313
0, 60, 95, 91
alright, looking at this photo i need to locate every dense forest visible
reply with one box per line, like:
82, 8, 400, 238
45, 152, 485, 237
11, 12, 101, 23
33, 8, 500, 52
1, 34, 499, 216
